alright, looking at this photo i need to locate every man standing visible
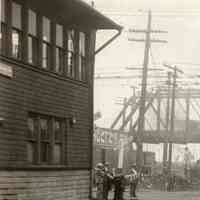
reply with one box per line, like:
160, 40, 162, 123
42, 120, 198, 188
113, 168, 125, 200
103, 162, 113, 200
128, 165, 138, 200
95, 163, 104, 200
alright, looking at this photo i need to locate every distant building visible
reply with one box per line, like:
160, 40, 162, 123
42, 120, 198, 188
0, 0, 121, 199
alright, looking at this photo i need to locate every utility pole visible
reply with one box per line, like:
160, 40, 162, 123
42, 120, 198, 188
163, 64, 183, 175
185, 89, 190, 143
163, 72, 171, 173
129, 10, 167, 169
168, 67, 177, 175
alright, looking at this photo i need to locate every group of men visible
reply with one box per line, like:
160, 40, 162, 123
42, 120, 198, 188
94, 163, 139, 200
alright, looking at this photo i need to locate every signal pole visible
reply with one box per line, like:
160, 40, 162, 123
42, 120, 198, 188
129, 10, 167, 169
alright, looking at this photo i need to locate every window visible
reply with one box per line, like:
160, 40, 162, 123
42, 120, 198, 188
42, 17, 51, 68
55, 24, 64, 74
27, 117, 37, 163
40, 118, 50, 163
78, 32, 86, 81
0, 0, 6, 55
53, 119, 62, 164
28, 9, 38, 65
11, 2, 22, 59
27, 114, 65, 165
67, 30, 75, 78
0, 0, 5, 23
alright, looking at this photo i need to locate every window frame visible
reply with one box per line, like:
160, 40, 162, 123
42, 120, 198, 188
11, 27, 22, 59
26, 113, 66, 166
11, 1, 22, 60
42, 16, 51, 69
27, 9, 38, 65
66, 29, 76, 78
55, 23, 64, 74
78, 31, 87, 82
0, 21, 6, 55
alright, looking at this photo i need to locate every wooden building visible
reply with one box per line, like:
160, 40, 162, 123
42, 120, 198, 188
0, 0, 121, 199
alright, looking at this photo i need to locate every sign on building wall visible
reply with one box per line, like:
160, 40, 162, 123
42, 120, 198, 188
0, 62, 13, 78
93, 127, 120, 149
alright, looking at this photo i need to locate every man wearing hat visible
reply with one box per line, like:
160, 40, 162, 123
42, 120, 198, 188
103, 162, 114, 200
128, 164, 138, 200
95, 163, 104, 200
113, 168, 125, 200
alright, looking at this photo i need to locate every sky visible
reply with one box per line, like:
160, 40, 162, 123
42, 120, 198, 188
84, 0, 200, 162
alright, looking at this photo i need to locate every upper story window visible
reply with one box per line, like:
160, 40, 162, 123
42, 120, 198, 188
1, 2, 90, 84
42, 16, 51, 68
0, 0, 6, 55
78, 32, 86, 81
55, 23, 64, 74
28, 9, 38, 65
11, 1, 22, 59
67, 30, 75, 78
0, 0, 5, 22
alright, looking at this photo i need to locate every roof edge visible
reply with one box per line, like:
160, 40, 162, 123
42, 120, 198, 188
74, 0, 123, 30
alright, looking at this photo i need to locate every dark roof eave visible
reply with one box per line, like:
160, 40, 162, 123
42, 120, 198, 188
73, 0, 123, 30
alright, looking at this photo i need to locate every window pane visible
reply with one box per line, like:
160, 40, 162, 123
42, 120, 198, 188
53, 144, 61, 164
67, 51, 75, 77
43, 17, 50, 42
55, 120, 61, 141
42, 43, 49, 68
79, 32, 85, 56
56, 24, 63, 47
27, 142, 35, 163
0, 0, 5, 22
40, 142, 48, 163
12, 30, 21, 59
40, 118, 48, 140
55, 48, 64, 73
28, 37, 33, 63
28, 117, 34, 138
28, 36, 37, 64
28, 9, 36, 36
12, 2, 21, 29
0, 23, 5, 55
68, 30, 74, 52
78, 56, 82, 80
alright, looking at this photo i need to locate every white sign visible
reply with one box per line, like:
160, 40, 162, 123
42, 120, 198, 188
93, 127, 119, 149
0, 62, 13, 78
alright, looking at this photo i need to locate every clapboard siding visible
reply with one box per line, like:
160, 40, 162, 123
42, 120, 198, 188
0, 58, 92, 168
0, 170, 90, 200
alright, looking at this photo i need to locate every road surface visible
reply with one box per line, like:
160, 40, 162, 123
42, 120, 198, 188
93, 189, 200, 200
132, 190, 200, 200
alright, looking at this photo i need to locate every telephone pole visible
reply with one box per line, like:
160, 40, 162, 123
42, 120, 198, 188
168, 67, 177, 174
163, 72, 172, 173
163, 64, 183, 175
129, 10, 167, 169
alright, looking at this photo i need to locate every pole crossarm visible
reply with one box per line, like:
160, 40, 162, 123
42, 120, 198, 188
128, 38, 168, 43
129, 29, 168, 33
